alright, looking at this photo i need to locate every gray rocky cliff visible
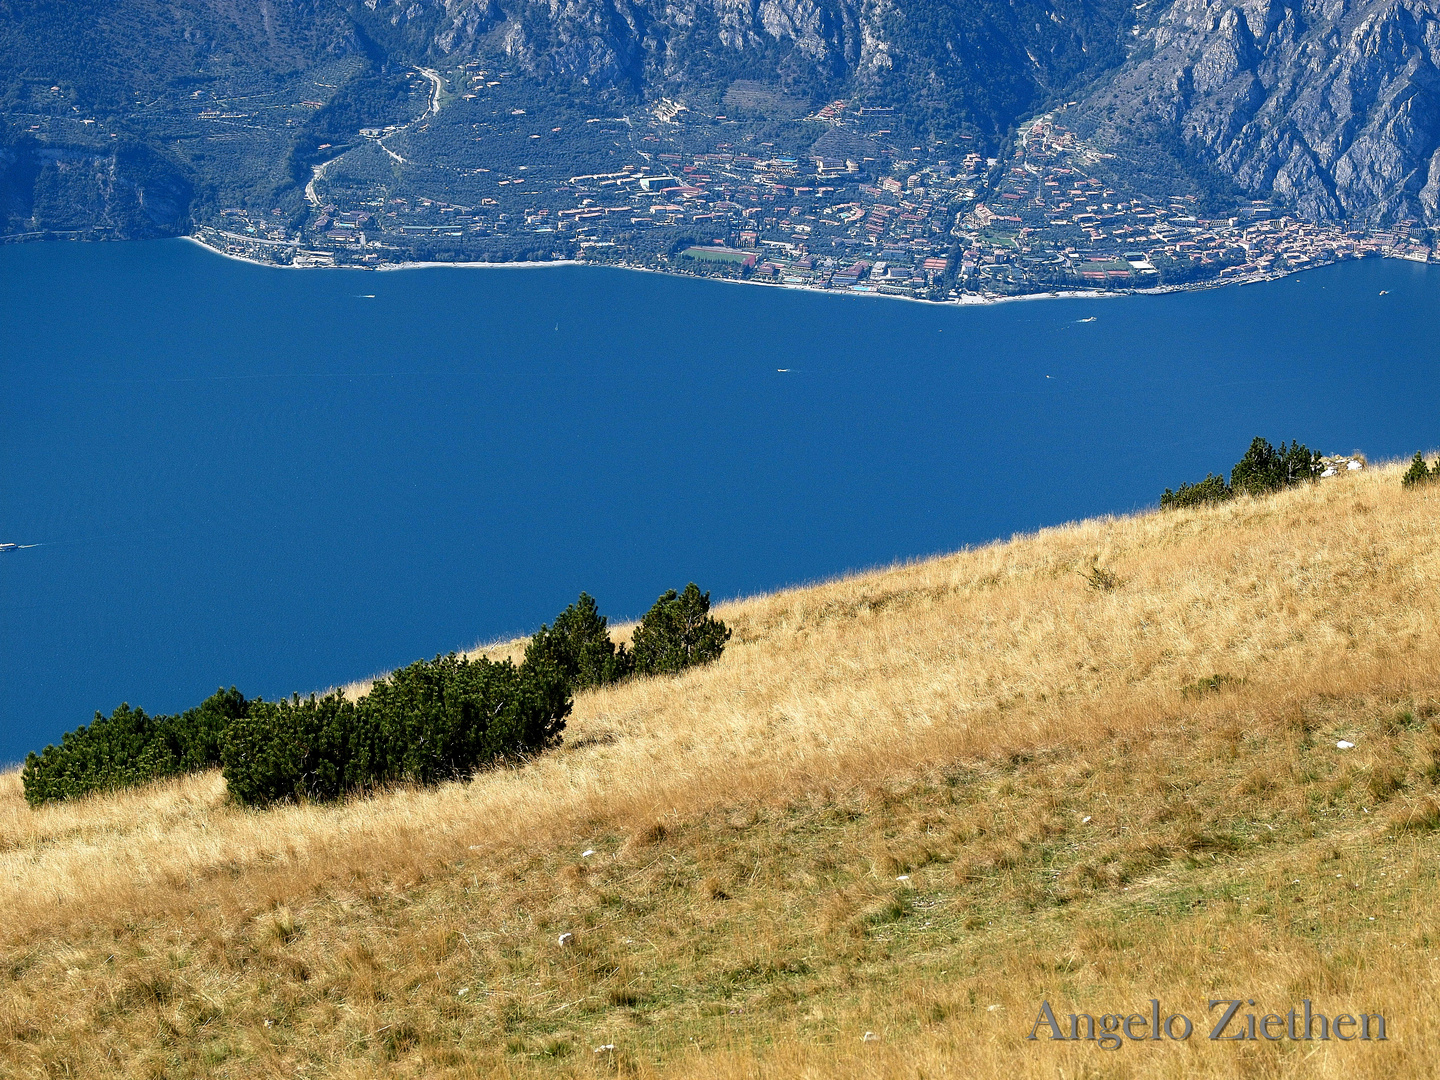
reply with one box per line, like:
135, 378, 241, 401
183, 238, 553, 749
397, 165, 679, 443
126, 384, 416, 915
1075, 0, 1440, 224
356, 0, 1135, 140
360, 0, 858, 87
0, 137, 193, 239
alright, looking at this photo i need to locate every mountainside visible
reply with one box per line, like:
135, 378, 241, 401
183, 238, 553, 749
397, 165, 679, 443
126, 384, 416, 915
3, 463, 1439, 1076
1074, 0, 1440, 225
0, 0, 371, 237
0, 134, 193, 237
355, 0, 1135, 138
5, 0, 1440, 260
0, 0, 1138, 239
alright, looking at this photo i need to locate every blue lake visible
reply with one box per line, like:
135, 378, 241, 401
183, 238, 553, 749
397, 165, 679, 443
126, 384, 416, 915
2, 239, 1438, 764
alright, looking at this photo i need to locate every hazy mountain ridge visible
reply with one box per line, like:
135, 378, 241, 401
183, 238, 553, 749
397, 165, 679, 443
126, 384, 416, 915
1074, 0, 1440, 224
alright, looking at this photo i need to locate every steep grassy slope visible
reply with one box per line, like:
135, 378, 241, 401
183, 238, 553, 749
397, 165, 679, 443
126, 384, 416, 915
4, 463, 1440, 1077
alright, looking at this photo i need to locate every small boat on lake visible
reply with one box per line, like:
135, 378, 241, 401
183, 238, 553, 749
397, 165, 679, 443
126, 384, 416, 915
0, 543, 18, 553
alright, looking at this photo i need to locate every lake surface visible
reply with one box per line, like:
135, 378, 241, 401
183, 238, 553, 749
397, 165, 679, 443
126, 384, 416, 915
3, 240, 1438, 764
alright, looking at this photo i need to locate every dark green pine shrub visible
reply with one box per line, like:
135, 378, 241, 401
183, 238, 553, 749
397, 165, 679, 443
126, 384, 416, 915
630, 583, 732, 676
171, 686, 251, 770
219, 655, 571, 807
524, 592, 633, 690
364, 653, 571, 787
1230, 437, 1323, 496
1160, 473, 1232, 509
22, 704, 181, 806
27, 588, 720, 809
220, 691, 367, 807
1162, 437, 1324, 510
1402, 452, 1436, 488
21, 688, 250, 806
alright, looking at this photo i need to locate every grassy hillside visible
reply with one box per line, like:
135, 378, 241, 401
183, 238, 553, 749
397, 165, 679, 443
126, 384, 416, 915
4, 462, 1440, 1077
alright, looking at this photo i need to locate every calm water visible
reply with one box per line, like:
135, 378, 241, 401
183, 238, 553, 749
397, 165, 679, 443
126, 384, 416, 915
2, 240, 1438, 764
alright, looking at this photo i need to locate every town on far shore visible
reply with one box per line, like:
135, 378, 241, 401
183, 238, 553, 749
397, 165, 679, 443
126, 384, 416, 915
188, 68, 1435, 299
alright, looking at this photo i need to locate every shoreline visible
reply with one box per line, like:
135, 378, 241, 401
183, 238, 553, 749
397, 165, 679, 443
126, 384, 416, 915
173, 234, 1408, 307
183, 236, 585, 273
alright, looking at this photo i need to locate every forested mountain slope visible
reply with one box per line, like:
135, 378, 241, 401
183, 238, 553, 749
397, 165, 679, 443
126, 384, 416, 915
0, 0, 368, 235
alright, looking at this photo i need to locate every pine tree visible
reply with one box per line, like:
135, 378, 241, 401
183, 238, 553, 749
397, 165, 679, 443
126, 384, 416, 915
1402, 452, 1434, 488
524, 592, 631, 690
1160, 472, 1231, 509
1230, 436, 1321, 496
1230, 436, 1282, 496
631, 584, 731, 676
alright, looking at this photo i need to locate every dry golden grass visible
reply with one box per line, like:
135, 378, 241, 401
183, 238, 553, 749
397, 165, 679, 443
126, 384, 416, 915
4, 463, 1440, 1077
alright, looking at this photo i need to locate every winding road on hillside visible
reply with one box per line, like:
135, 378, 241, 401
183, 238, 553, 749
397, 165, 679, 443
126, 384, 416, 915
304, 68, 446, 208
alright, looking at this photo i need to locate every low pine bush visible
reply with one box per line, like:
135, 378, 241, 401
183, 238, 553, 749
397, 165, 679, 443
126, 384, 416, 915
172, 686, 250, 770
1162, 436, 1323, 509
220, 691, 366, 806
525, 592, 632, 690
631, 583, 732, 676
1160, 473, 1231, 509
1402, 452, 1437, 488
365, 653, 570, 787
24, 584, 728, 808
22, 689, 250, 806
221, 654, 571, 807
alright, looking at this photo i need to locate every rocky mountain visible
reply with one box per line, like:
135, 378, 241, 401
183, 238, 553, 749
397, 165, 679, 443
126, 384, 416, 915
1073, 0, 1440, 225
0, 0, 370, 236
352, 0, 1137, 141
0, 0, 1140, 239
6, 0, 1440, 236
0, 135, 193, 238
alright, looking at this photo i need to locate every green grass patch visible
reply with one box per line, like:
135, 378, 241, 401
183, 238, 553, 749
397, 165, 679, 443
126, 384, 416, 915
682, 247, 749, 263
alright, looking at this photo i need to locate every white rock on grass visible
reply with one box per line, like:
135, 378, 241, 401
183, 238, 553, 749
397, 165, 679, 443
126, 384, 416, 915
1337, 740, 1356, 750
